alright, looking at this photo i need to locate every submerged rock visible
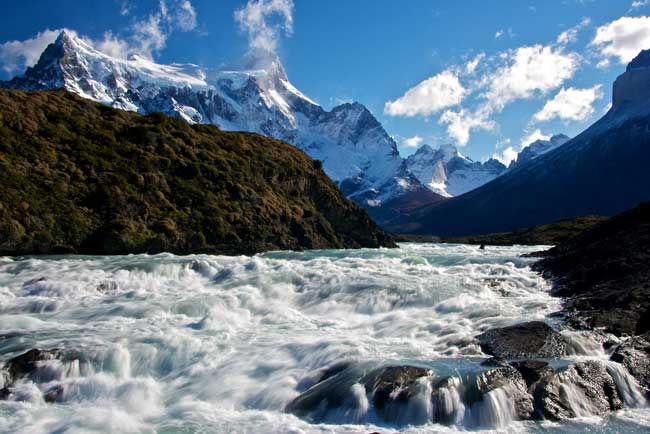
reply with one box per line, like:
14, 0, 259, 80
611, 332, 650, 393
532, 361, 623, 420
3, 348, 63, 384
476, 321, 569, 358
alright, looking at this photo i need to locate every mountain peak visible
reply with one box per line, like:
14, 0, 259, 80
613, 48, 650, 111
227, 48, 288, 81
626, 49, 650, 72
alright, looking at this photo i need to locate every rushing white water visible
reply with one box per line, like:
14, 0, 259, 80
0, 243, 647, 433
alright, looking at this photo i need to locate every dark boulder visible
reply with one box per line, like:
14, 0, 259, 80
364, 365, 432, 423
476, 321, 569, 358
286, 364, 432, 423
465, 367, 534, 422
610, 332, 650, 393
532, 361, 623, 420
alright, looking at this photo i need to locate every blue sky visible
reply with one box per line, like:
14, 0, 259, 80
1, 0, 648, 163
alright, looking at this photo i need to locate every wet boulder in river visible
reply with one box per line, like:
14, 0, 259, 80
531, 360, 623, 420
464, 366, 534, 423
610, 332, 650, 394
476, 321, 569, 358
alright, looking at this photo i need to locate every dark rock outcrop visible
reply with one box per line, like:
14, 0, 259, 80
476, 322, 569, 358
534, 202, 650, 336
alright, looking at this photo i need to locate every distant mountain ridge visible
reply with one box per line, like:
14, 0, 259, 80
404, 144, 507, 197
389, 49, 650, 236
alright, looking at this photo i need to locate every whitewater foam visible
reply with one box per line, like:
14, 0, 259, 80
0, 244, 647, 433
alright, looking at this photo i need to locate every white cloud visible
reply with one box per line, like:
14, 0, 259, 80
592, 16, 650, 64
384, 70, 467, 117
556, 17, 591, 45
533, 85, 603, 123
464, 53, 485, 75
0, 29, 61, 74
174, 0, 198, 31
384, 21, 582, 147
494, 28, 515, 40
235, 0, 294, 52
402, 135, 424, 148
493, 146, 519, 165
484, 44, 579, 111
631, 1, 650, 10
520, 129, 551, 147
439, 107, 495, 147
492, 129, 551, 165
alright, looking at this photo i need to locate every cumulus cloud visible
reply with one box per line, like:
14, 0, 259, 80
384, 26, 580, 147
592, 16, 650, 64
384, 70, 467, 117
402, 135, 424, 148
533, 85, 603, 123
484, 44, 580, 111
0, 29, 61, 74
438, 107, 495, 147
235, 0, 294, 52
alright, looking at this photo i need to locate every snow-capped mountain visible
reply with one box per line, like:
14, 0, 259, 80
404, 144, 507, 197
1, 30, 422, 208
508, 134, 570, 170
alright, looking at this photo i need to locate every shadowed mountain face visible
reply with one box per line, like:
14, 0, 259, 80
388, 50, 650, 236
0, 89, 395, 255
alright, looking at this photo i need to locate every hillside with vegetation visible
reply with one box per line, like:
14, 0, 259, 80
0, 89, 395, 255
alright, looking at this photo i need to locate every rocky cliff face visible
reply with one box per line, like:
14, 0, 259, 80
0, 89, 395, 255
613, 49, 650, 110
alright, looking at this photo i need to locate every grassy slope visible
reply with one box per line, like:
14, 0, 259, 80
0, 89, 395, 255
